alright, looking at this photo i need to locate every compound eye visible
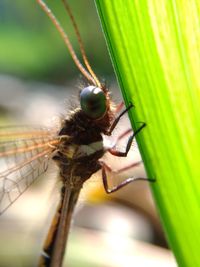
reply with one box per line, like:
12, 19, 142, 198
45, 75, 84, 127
80, 86, 107, 119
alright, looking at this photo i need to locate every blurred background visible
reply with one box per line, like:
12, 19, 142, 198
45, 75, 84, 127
0, 1, 176, 267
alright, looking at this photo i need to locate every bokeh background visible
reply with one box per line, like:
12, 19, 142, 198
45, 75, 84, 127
0, 1, 176, 267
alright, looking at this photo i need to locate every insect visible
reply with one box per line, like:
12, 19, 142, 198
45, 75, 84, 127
0, 1, 155, 267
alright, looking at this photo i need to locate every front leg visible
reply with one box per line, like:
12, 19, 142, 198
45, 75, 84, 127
105, 103, 134, 136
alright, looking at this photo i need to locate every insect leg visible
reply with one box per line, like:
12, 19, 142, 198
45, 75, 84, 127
115, 101, 124, 113
106, 103, 134, 135
108, 122, 146, 157
100, 161, 155, 194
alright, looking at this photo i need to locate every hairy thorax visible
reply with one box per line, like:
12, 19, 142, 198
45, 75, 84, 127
52, 108, 109, 188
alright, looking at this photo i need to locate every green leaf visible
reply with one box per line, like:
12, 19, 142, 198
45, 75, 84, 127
95, 1, 200, 266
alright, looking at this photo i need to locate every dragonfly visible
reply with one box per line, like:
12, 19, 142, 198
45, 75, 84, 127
0, 1, 155, 267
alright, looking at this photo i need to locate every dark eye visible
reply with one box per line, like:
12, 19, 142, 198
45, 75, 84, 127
80, 86, 107, 119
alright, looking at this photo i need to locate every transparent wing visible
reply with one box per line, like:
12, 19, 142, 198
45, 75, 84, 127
0, 126, 61, 214
0, 125, 58, 140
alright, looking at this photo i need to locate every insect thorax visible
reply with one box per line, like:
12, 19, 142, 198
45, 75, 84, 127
53, 109, 107, 188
